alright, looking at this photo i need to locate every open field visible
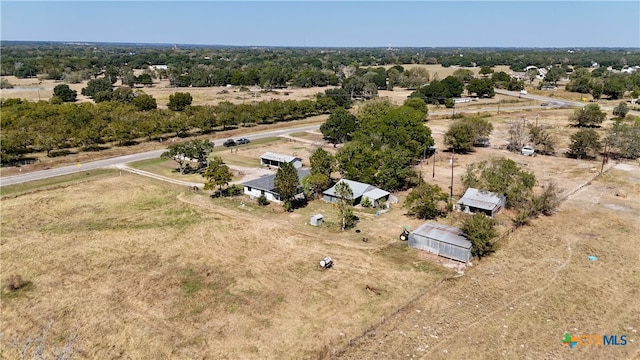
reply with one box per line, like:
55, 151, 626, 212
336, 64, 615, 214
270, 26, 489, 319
338, 163, 640, 360
1, 173, 453, 359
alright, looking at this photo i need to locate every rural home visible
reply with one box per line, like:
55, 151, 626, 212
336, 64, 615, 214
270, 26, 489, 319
408, 222, 472, 263
322, 179, 392, 207
260, 152, 303, 169
243, 168, 310, 203
457, 188, 506, 217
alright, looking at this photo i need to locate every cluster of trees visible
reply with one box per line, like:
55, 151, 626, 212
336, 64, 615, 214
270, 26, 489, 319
564, 67, 640, 100
0, 94, 338, 164
507, 119, 557, 156
320, 98, 433, 192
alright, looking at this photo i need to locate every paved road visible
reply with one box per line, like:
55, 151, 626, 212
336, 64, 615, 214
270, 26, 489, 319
0, 124, 321, 187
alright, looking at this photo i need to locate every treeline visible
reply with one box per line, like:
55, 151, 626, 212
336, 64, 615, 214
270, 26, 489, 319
563, 67, 640, 100
0, 93, 340, 164
3, 42, 639, 86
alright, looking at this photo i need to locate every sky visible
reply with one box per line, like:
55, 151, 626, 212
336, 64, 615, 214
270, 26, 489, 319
1, 1, 639, 48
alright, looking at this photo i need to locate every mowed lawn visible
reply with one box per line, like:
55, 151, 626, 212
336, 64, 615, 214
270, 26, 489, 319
0, 173, 450, 359
338, 164, 640, 360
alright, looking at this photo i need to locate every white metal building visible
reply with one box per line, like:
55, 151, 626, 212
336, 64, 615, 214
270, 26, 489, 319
408, 222, 472, 263
260, 152, 303, 169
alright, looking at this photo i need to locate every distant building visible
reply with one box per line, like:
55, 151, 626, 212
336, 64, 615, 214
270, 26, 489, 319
242, 168, 310, 203
457, 188, 506, 218
322, 179, 393, 208
409, 222, 472, 263
260, 152, 303, 169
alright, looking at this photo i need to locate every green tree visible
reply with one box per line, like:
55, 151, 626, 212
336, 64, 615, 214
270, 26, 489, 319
132, 93, 157, 111
274, 162, 299, 210
544, 66, 565, 85
568, 128, 602, 159
334, 181, 356, 230
453, 68, 474, 83
462, 213, 497, 259
526, 68, 538, 84
301, 173, 330, 200
462, 158, 536, 208
603, 76, 626, 99
608, 116, 640, 159
161, 143, 189, 174
527, 124, 556, 155
203, 156, 233, 194
445, 121, 475, 153
310, 147, 334, 178
53, 84, 77, 102
479, 66, 493, 77
320, 108, 358, 144
167, 92, 193, 111
612, 102, 629, 118
467, 78, 495, 98
335, 141, 378, 184
403, 97, 428, 118
445, 116, 493, 153
404, 180, 448, 219
81, 78, 112, 98
570, 103, 606, 127
375, 147, 416, 191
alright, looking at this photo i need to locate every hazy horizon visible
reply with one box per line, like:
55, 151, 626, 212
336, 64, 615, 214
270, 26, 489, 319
2, 1, 639, 48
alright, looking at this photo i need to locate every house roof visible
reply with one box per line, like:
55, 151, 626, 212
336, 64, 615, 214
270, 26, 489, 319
323, 179, 389, 200
457, 188, 505, 211
260, 152, 301, 163
242, 168, 310, 192
363, 188, 390, 200
411, 222, 472, 249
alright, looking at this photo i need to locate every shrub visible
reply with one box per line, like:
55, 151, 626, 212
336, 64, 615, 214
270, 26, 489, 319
257, 194, 270, 206
5, 274, 28, 291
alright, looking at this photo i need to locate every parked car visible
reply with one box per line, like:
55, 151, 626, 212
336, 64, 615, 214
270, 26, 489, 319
540, 102, 549, 107
521, 145, 535, 156
236, 138, 250, 145
223, 139, 237, 147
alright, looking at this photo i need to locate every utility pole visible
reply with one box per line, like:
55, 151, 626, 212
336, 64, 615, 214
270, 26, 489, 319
450, 148, 454, 201
432, 149, 436, 178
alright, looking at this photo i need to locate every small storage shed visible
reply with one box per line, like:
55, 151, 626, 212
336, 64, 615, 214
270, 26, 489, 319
260, 152, 303, 169
408, 222, 472, 263
310, 214, 324, 226
457, 188, 506, 218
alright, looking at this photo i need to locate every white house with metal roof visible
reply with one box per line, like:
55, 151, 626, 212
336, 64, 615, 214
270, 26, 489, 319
408, 222, 472, 263
243, 168, 310, 202
457, 188, 506, 218
322, 179, 392, 208
260, 152, 303, 169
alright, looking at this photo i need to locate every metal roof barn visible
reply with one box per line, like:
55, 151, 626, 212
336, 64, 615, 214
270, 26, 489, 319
457, 188, 506, 217
260, 152, 303, 169
408, 222, 472, 263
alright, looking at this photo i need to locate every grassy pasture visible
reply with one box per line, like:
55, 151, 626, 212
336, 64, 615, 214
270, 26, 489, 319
0, 174, 450, 359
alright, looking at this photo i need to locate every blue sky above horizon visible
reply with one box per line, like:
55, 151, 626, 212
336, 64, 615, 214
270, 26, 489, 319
2, 1, 639, 48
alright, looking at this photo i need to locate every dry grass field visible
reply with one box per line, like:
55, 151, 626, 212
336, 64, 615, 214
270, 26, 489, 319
1, 173, 453, 359
338, 163, 640, 360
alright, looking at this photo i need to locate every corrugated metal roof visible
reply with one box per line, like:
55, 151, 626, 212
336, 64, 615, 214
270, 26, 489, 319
323, 179, 378, 198
363, 188, 390, 200
457, 188, 505, 211
260, 152, 301, 163
411, 222, 471, 249
242, 168, 310, 192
